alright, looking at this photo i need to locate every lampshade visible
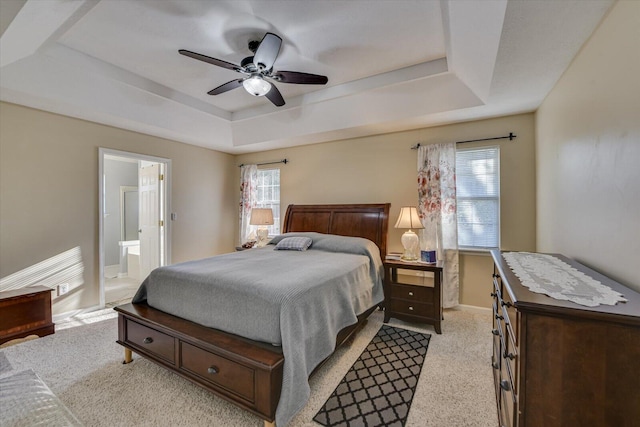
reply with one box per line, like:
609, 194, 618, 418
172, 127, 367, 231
250, 208, 274, 225
394, 207, 424, 230
394, 207, 423, 261
243, 76, 272, 97
250, 208, 274, 248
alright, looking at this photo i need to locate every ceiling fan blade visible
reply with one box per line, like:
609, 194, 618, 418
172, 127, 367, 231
179, 49, 242, 72
274, 71, 328, 85
253, 33, 282, 71
208, 79, 244, 95
265, 84, 285, 107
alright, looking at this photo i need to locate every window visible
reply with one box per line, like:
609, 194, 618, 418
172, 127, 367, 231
456, 146, 500, 249
255, 168, 281, 236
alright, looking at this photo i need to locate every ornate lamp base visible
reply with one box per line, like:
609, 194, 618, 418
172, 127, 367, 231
400, 229, 419, 261
256, 227, 269, 247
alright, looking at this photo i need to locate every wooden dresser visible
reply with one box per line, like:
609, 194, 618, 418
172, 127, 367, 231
490, 250, 640, 427
0, 286, 55, 345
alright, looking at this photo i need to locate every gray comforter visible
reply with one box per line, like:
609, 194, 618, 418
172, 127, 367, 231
132, 232, 384, 426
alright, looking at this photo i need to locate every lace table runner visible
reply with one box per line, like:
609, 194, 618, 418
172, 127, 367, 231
502, 252, 627, 307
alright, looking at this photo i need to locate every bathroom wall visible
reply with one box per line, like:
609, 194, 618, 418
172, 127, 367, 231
104, 157, 138, 267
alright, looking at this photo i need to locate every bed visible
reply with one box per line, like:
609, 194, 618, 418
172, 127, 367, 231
114, 203, 390, 427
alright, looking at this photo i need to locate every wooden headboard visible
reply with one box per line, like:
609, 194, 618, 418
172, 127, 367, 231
282, 203, 390, 257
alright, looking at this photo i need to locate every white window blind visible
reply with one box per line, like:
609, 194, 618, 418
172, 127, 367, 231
255, 168, 281, 236
456, 146, 500, 249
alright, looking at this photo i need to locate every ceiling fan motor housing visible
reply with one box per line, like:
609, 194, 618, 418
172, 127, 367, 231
248, 40, 260, 53
241, 56, 255, 70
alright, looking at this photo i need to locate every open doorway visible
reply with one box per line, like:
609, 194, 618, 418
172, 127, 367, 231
98, 148, 171, 307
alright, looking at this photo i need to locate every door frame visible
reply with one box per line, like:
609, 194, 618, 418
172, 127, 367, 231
98, 148, 172, 308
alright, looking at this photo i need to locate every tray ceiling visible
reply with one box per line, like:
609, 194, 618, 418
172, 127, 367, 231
0, 0, 613, 153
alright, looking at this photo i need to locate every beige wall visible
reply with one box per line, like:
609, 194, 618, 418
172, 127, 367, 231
536, 0, 640, 292
0, 102, 237, 314
236, 113, 536, 308
3, 3, 634, 317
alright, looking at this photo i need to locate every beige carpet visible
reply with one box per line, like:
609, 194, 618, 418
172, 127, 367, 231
1, 308, 496, 426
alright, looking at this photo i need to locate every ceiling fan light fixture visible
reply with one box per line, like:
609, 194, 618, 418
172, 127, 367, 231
243, 76, 271, 97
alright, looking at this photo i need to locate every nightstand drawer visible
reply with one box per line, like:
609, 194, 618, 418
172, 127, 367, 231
389, 299, 430, 317
389, 283, 433, 303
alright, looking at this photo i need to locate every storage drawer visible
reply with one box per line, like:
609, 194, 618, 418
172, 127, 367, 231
492, 329, 501, 375
504, 303, 518, 345
499, 384, 517, 427
493, 274, 502, 295
499, 298, 512, 326
504, 322, 518, 358
125, 319, 175, 364
180, 342, 255, 402
389, 299, 430, 317
501, 343, 517, 398
500, 305, 517, 348
389, 283, 433, 303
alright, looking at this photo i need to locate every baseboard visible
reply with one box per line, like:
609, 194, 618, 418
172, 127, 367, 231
447, 304, 491, 314
53, 304, 102, 323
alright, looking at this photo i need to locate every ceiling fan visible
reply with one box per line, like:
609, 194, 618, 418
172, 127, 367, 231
179, 32, 328, 107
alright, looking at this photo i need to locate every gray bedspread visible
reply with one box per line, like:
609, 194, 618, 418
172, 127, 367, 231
132, 232, 384, 426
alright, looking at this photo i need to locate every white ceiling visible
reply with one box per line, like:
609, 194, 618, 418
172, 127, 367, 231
0, 0, 614, 154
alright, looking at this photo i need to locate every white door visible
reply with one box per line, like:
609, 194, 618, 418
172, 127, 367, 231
139, 163, 161, 279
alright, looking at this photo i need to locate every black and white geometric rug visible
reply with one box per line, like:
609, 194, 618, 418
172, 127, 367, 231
313, 325, 431, 427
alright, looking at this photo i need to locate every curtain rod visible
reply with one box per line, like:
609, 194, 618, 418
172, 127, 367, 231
238, 159, 288, 168
410, 132, 516, 150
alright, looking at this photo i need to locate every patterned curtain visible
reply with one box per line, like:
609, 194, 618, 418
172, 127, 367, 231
239, 164, 258, 245
417, 143, 460, 308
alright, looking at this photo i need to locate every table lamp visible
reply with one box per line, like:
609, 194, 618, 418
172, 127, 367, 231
250, 208, 274, 247
394, 206, 424, 261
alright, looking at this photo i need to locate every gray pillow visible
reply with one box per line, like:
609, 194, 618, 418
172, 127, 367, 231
274, 236, 313, 251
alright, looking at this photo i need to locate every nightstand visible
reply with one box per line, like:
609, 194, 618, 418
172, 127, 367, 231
383, 259, 444, 334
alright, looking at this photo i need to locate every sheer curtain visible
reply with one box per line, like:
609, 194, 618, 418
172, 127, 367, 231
239, 164, 258, 245
417, 143, 460, 308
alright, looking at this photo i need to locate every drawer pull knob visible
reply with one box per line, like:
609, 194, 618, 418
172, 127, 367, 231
490, 292, 497, 297
143, 337, 153, 344
207, 366, 219, 375
492, 329, 500, 336
495, 314, 503, 320
408, 291, 414, 296
408, 306, 414, 311
500, 380, 511, 391
501, 300, 513, 308
492, 362, 499, 369
504, 352, 516, 360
